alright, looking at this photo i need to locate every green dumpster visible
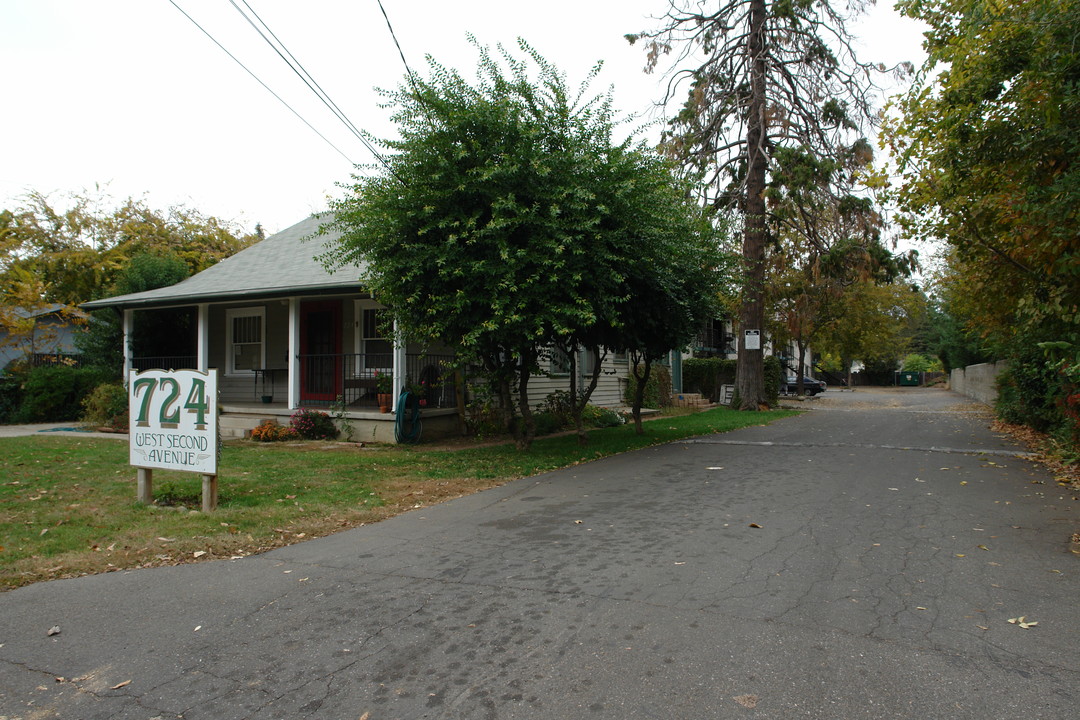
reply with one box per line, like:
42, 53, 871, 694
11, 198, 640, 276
899, 372, 920, 386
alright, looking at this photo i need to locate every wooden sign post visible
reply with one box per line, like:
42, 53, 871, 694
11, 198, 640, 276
129, 368, 219, 511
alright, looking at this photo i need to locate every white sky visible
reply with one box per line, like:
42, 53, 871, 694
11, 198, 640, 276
0, 1, 927, 237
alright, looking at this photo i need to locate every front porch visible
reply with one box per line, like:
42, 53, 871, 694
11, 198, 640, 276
132, 348, 462, 443
217, 400, 462, 443
121, 293, 464, 443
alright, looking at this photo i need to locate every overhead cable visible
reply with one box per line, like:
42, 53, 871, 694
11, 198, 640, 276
228, 0, 393, 172
167, 0, 356, 165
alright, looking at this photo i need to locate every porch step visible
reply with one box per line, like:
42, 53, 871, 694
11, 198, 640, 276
219, 414, 277, 439
670, 392, 715, 410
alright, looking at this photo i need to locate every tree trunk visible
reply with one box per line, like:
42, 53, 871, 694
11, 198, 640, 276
572, 347, 605, 446
484, 352, 516, 434
631, 358, 653, 435
796, 339, 807, 395
514, 349, 536, 451
735, 0, 769, 411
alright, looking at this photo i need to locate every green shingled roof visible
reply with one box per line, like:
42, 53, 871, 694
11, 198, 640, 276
82, 214, 364, 310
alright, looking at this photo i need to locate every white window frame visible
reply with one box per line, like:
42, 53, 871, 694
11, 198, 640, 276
353, 300, 392, 374
581, 348, 600, 376
548, 346, 571, 377
225, 307, 265, 376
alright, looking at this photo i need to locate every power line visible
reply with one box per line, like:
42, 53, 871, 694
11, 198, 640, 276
377, 0, 418, 82
228, 0, 392, 172
167, 0, 356, 165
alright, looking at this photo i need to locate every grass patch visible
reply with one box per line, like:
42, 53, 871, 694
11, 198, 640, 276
0, 406, 798, 590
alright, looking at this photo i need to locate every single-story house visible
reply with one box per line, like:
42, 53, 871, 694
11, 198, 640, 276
82, 214, 658, 441
0, 304, 88, 370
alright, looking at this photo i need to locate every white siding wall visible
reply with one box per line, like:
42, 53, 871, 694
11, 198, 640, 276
522, 351, 631, 410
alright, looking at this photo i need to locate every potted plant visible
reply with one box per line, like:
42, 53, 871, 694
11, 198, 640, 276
374, 370, 392, 412
408, 379, 429, 407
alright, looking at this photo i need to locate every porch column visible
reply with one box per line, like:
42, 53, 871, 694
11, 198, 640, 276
287, 297, 300, 409
122, 308, 134, 384
391, 319, 406, 412
196, 303, 209, 372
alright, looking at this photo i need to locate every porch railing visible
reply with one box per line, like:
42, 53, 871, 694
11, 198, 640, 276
131, 355, 198, 372
297, 352, 457, 409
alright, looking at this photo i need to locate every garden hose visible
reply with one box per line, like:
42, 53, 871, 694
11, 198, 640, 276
394, 390, 422, 444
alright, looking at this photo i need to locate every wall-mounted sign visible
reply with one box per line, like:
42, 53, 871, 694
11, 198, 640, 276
744, 329, 761, 351
129, 369, 218, 474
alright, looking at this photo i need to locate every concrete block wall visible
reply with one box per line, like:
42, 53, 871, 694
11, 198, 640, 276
950, 361, 1008, 406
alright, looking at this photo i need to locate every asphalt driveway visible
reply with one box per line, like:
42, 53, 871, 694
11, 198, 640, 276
1, 387, 1076, 719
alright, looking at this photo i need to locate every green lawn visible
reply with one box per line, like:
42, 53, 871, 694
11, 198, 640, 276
0, 406, 798, 590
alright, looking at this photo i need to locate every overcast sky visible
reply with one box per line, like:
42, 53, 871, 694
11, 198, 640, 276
0, 1, 927, 237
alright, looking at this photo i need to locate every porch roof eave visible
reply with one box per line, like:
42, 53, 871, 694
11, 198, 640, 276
81, 282, 368, 312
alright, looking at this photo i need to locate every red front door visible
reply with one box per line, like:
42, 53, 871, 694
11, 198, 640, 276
300, 300, 342, 403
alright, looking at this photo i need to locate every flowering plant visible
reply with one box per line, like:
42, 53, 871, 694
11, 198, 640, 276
250, 420, 298, 442
374, 370, 392, 394
289, 408, 338, 440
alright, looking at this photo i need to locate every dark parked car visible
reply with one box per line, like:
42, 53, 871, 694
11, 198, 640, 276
784, 376, 827, 396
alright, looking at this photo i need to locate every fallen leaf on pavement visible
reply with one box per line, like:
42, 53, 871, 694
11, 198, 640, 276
1008, 616, 1038, 629
47, 625, 60, 636
749, 523, 762, 528
733, 694, 759, 709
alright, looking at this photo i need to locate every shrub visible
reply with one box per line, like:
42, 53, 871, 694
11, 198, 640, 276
464, 381, 511, 437
536, 390, 576, 427
81, 382, 129, 430
996, 338, 1063, 433
763, 355, 782, 407
531, 411, 564, 436
0, 371, 21, 423
289, 408, 338, 440
11, 365, 111, 423
250, 420, 298, 442
582, 404, 624, 428
683, 357, 736, 400
624, 363, 672, 409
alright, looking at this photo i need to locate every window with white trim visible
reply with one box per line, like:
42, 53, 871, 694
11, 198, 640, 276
226, 307, 264, 375
549, 346, 571, 377
581, 348, 600, 376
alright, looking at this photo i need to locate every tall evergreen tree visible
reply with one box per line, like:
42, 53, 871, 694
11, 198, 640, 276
628, 0, 889, 408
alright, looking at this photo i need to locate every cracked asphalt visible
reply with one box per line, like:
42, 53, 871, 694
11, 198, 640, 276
1, 387, 1077, 719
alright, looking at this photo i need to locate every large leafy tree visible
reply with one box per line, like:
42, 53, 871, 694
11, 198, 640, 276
888, 0, 1080, 343
1, 190, 257, 306
1, 190, 257, 372
76, 253, 196, 375
888, 0, 1079, 443
814, 279, 926, 384
322, 39, 724, 449
628, 0, 888, 409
